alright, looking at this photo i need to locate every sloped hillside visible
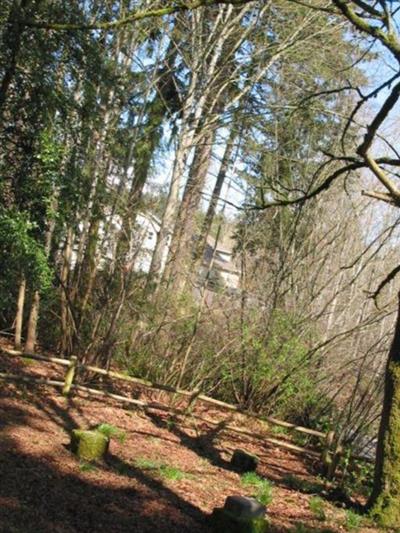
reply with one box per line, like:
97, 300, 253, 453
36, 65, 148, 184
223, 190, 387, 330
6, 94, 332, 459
0, 349, 380, 533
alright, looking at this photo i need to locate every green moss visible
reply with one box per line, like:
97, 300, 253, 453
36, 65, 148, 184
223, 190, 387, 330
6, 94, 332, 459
370, 363, 400, 528
21, 357, 36, 365
211, 508, 268, 533
370, 495, 400, 529
70, 429, 109, 462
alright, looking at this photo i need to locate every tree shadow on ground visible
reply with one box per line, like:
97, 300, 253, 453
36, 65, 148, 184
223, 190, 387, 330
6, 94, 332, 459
147, 410, 318, 484
0, 358, 359, 533
0, 410, 210, 533
275, 471, 365, 513
279, 525, 337, 533
147, 410, 235, 471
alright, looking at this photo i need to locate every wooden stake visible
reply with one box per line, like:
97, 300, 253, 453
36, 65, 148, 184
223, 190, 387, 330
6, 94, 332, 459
62, 356, 77, 396
321, 429, 335, 478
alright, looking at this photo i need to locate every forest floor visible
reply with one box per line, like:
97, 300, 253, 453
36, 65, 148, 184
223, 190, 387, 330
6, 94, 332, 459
0, 340, 384, 533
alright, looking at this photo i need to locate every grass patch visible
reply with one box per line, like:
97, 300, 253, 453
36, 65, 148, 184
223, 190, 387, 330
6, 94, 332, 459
159, 465, 186, 481
21, 357, 37, 365
309, 496, 326, 521
342, 459, 374, 498
241, 472, 273, 506
345, 509, 362, 530
79, 462, 98, 473
270, 425, 290, 437
112, 462, 133, 476
134, 457, 189, 481
166, 418, 176, 431
134, 457, 159, 470
96, 423, 126, 443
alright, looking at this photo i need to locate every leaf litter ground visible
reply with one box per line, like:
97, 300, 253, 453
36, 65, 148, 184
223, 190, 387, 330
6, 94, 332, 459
0, 343, 383, 533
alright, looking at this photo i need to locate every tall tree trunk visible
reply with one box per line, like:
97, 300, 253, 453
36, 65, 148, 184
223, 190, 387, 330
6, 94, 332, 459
24, 290, 40, 353
147, 128, 191, 282
24, 194, 58, 353
60, 227, 73, 355
147, 9, 233, 284
368, 292, 400, 527
0, 0, 30, 118
71, 95, 115, 328
193, 127, 236, 261
14, 276, 26, 350
163, 129, 214, 290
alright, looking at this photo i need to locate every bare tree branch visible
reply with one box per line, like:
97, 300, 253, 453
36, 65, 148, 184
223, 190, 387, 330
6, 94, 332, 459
369, 265, 400, 305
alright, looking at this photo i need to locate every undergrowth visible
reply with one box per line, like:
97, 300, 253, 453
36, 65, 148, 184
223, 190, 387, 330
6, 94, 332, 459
309, 496, 326, 521
283, 474, 324, 494
96, 423, 126, 443
345, 509, 362, 530
241, 472, 273, 505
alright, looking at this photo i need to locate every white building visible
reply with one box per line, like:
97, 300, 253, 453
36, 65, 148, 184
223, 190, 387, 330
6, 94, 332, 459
131, 213, 169, 273
70, 210, 240, 292
200, 234, 240, 291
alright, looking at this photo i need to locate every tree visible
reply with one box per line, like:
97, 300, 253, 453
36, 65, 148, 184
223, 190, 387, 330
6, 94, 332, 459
4, 1, 400, 524
236, 0, 400, 525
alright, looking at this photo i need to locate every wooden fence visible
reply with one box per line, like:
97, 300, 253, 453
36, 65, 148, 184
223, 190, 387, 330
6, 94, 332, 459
0, 347, 371, 472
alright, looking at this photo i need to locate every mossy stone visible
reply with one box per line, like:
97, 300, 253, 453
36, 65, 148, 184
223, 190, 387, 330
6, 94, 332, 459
211, 507, 268, 533
70, 429, 109, 462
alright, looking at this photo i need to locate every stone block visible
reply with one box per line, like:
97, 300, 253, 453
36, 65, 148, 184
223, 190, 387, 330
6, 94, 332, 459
231, 448, 259, 472
211, 504, 268, 531
70, 429, 109, 462
224, 495, 265, 519
211, 495, 268, 532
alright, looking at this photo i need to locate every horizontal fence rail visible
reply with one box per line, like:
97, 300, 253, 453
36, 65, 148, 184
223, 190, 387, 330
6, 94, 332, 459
0, 347, 373, 470
1, 347, 326, 436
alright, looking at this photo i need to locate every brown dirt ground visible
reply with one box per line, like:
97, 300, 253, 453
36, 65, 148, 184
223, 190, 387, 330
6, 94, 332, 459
0, 343, 383, 533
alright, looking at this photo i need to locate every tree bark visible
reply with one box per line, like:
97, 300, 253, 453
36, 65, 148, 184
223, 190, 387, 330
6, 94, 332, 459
368, 291, 400, 527
24, 192, 58, 353
14, 276, 26, 350
147, 127, 191, 282
193, 127, 236, 261
0, 0, 30, 118
163, 129, 214, 290
24, 290, 40, 353
60, 227, 73, 355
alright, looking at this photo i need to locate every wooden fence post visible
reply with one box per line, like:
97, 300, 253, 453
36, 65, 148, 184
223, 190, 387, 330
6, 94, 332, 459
322, 430, 335, 477
62, 356, 78, 397
185, 389, 201, 414
329, 441, 343, 480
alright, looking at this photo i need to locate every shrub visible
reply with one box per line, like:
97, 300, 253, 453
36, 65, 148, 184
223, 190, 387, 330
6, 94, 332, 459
309, 496, 326, 521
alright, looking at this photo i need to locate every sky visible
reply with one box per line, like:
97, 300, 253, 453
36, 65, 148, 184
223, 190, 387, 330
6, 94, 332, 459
147, 10, 400, 234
